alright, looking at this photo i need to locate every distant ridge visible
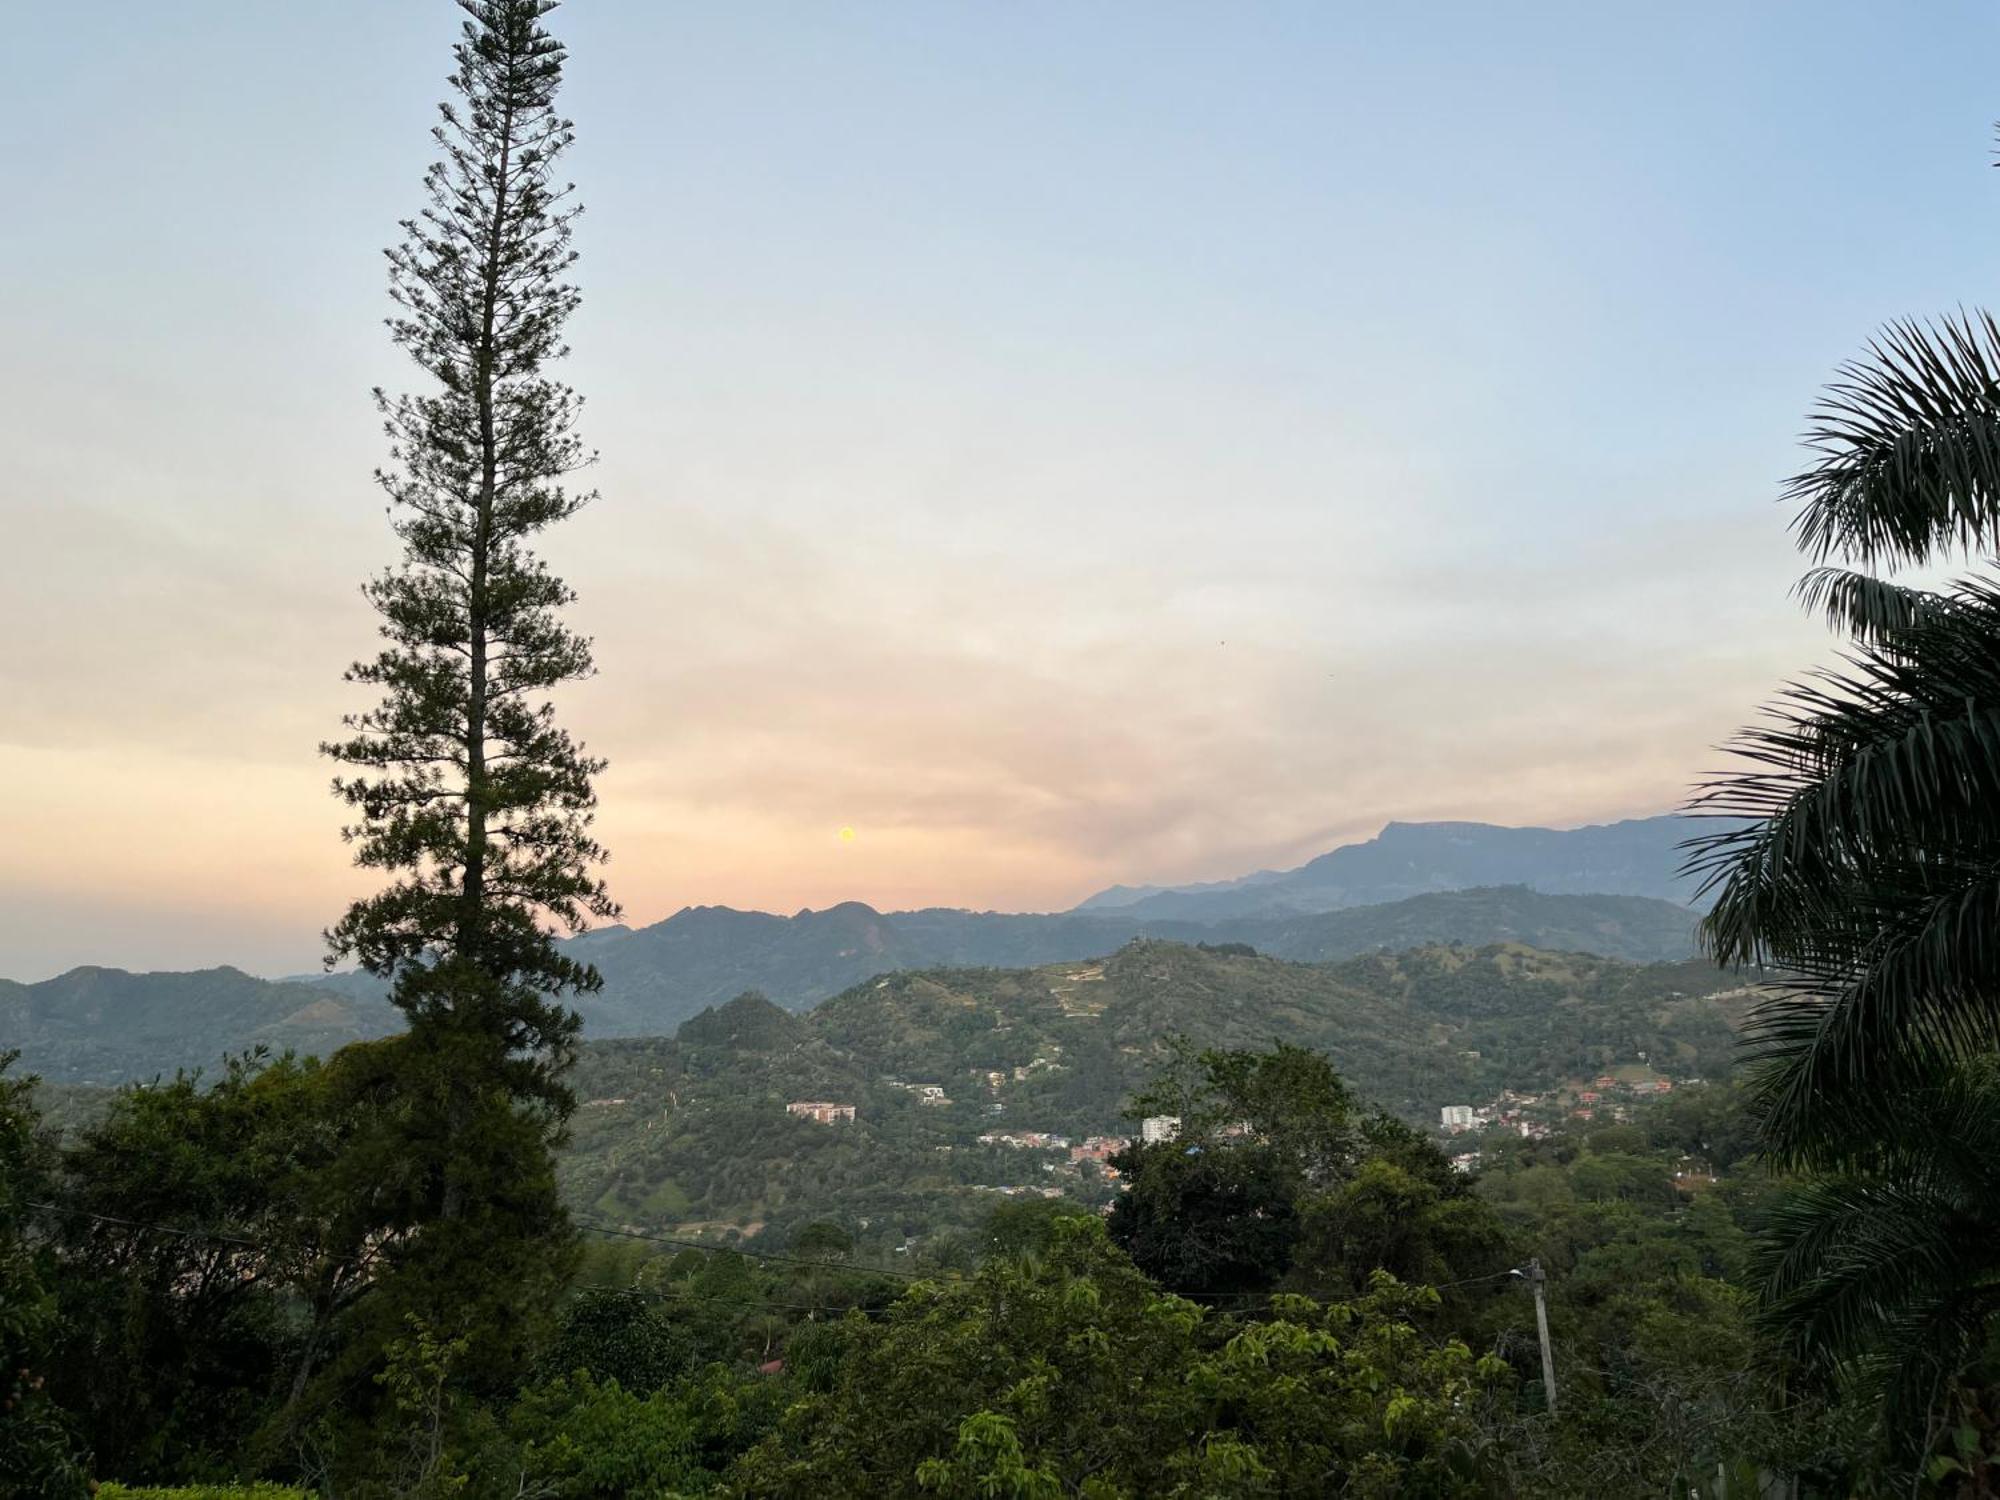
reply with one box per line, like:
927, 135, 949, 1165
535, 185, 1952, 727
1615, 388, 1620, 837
5, 886, 1701, 1082
0, 965, 399, 1085
1075, 864, 1290, 912
1073, 815, 1704, 920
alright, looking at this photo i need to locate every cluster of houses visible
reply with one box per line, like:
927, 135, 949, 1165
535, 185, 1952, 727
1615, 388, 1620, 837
782, 1054, 1716, 1210
787, 1101, 856, 1125
1568, 1073, 1676, 1122
791, 1077, 961, 1123
883, 1080, 952, 1106
1068, 1135, 1126, 1167
1437, 1091, 1557, 1138
975, 1130, 1130, 1180
1437, 1074, 1694, 1139
979, 1054, 1064, 1092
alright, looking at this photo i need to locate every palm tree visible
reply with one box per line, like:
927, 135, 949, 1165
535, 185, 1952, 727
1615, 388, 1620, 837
1686, 309, 2000, 1463
1689, 569, 2000, 1157
1688, 312, 2000, 1157
1756, 1057, 2000, 1466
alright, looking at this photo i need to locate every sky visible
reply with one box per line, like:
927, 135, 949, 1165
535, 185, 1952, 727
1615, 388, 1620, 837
4, 1, 1998, 981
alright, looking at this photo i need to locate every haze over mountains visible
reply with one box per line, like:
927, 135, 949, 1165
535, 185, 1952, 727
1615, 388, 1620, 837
528, 882, 1699, 1034
3, 816, 1713, 1083
0, 965, 403, 1084
1076, 815, 1706, 918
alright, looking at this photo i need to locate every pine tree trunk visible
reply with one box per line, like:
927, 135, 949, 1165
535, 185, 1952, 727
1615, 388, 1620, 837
442, 94, 517, 1226
459, 95, 516, 970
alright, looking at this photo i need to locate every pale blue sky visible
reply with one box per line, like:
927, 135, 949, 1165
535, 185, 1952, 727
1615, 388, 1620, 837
4, 2, 1998, 977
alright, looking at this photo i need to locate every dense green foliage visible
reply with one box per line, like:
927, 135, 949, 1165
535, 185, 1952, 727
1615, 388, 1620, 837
1471, 1107, 1861, 1495
1757, 1058, 2000, 1453
28, 1039, 577, 1484
1105, 1041, 1508, 1302
46, 1053, 363, 1478
96, 1488, 308, 1499
19, 1032, 1898, 1495
731, 1219, 1514, 1498
0, 1051, 88, 1498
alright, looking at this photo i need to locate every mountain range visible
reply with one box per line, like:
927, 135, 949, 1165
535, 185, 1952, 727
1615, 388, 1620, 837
0, 965, 402, 1084
5, 885, 1700, 1084
1075, 814, 1707, 919
2, 815, 1713, 1082
556, 884, 1701, 1035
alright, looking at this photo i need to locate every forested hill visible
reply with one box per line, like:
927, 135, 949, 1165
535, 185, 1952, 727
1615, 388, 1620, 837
0, 966, 399, 1084
559, 939, 1753, 1250
4, 887, 1701, 1080
764, 939, 1744, 1128
528, 883, 1701, 1036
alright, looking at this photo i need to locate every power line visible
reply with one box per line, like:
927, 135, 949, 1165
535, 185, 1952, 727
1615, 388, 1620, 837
27, 1200, 908, 1319
30, 1198, 943, 1289
1162, 1267, 1522, 1304
31, 1201, 1530, 1317
1433, 1267, 1528, 1293
617, 1280, 894, 1319
32, 1199, 949, 1293
27, 1200, 264, 1250
573, 1216, 941, 1282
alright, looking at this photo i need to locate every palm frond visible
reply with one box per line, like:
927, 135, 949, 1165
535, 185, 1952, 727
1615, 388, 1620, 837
1683, 572, 2000, 1146
1792, 567, 1949, 646
1789, 310, 2000, 568
1753, 1059, 2000, 1457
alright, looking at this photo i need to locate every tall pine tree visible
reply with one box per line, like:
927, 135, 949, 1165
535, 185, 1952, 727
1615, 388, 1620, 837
320, 3, 614, 1388
325, 0, 615, 1102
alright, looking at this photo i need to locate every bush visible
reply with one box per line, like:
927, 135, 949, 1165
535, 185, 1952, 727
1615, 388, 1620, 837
537, 1288, 696, 1392
96, 1487, 310, 1499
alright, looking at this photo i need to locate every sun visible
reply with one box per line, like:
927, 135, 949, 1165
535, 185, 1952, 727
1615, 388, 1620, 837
837, 826, 857, 843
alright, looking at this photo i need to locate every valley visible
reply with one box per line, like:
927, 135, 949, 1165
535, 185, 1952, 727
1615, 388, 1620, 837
559, 938, 1749, 1253
15, 933, 1753, 1258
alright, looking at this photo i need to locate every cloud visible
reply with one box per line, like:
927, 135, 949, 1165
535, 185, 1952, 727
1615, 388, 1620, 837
2, 0, 1876, 977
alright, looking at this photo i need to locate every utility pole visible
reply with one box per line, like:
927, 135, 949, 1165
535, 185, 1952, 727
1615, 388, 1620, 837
1527, 1257, 1558, 1417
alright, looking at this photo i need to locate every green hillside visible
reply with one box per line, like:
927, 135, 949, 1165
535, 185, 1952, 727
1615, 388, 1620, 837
1249, 885, 1698, 965
559, 939, 1751, 1252
10, 938, 1752, 1258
